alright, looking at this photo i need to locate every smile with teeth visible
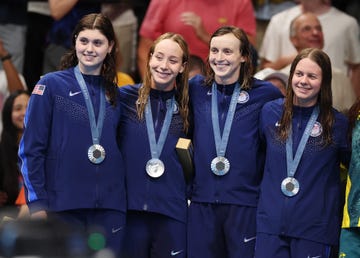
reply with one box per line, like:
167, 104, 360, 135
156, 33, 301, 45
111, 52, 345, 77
296, 84, 312, 91
156, 70, 171, 76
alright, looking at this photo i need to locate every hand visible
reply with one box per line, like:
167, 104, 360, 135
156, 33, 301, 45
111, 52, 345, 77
0, 39, 9, 59
0, 191, 8, 206
180, 12, 210, 43
31, 210, 48, 220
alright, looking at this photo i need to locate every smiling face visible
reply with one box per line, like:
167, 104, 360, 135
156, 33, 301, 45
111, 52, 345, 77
290, 13, 324, 51
75, 29, 114, 75
12, 93, 29, 130
149, 38, 185, 91
291, 57, 322, 107
209, 33, 245, 85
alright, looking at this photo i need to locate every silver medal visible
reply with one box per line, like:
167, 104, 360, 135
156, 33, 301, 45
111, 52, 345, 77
146, 158, 165, 178
88, 144, 106, 164
211, 156, 230, 176
281, 177, 300, 197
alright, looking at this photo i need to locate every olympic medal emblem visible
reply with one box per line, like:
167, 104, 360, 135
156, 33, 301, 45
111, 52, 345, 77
281, 177, 300, 197
173, 101, 179, 114
88, 144, 106, 164
211, 156, 230, 176
237, 90, 249, 104
310, 121, 323, 137
146, 158, 165, 178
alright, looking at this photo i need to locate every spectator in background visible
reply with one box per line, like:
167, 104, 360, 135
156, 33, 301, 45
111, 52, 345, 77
254, 67, 288, 96
0, 39, 27, 134
255, 12, 356, 113
42, 0, 100, 75
259, 0, 360, 96
188, 54, 206, 79
0, 1, 27, 73
23, 1, 53, 91
137, 0, 257, 78
0, 90, 29, 219
102, 2, 138, 77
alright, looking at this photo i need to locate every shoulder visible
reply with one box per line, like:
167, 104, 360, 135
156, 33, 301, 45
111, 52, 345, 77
189, 75, 208, 97
251, 78, 283, 96
30, 69, 77, 99
119, 83, 140, 98
333, 108, 349, 124
262, 98, 283, 112
40, 68, 74, 82
326, 7, 358, 23
189, 74, 206, 87
268, 5, 301, 22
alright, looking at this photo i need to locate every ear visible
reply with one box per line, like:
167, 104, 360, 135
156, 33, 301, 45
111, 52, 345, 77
290, 37, 298, 48
179, 61, 187, 74
240, 57, 246, 63
108, 40, 115, 53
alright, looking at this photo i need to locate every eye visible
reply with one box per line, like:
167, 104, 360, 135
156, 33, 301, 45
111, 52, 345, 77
223, 49, 232, 55
309, 74, 318, 80
169, 58, 179, 64
210, 48, 218, 54
79, 38, 89, 44
93, 40, 103, 47
295, 71, 303, 77
13, 105, 23, 112
154, 55, 163, 61
302, 26, 312, 33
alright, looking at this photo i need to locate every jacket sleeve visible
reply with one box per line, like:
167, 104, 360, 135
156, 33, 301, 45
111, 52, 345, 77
18, 76, 53, 214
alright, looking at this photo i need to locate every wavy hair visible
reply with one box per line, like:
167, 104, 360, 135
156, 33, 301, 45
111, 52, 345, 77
59, 13, 118, 106
279, 48, 334, 145
136, 32, 190, 133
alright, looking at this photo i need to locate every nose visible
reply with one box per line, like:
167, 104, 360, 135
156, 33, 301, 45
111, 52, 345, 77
86, 43, 94, 53
299, 75, 309, 85
215, 51, 224, 60
20, 107, 27, 117
159, 59, 169, 70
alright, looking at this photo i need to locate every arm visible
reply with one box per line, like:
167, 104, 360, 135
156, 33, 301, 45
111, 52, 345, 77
19, 77, 53, 215
180, 12, 210, 44
48, 0, 79, 20
261, 53, 297, 70
0, 39, 25, 93
137, 36, 153, 80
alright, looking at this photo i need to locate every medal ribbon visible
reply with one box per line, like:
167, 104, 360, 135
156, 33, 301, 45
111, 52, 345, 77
286, 105, 319, 178
145, 94, 175, 159
211, 82, 240, 157
74, 65, 106, 145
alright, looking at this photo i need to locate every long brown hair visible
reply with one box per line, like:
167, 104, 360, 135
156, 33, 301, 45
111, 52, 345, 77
60, 13, 118, 106
279, 48, 334, 145
136, 32, 190, 133
205, 26, 253, 90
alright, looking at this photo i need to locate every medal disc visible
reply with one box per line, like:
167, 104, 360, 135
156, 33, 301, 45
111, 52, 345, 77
281, 177, 300, 197
146, 158, 165, 178
211, 156, 230, 176
88, 144, 106, 164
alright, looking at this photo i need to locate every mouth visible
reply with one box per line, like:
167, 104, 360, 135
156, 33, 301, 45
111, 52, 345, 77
83, 54, 97, 58
213, 63, 228, 69
155, 69, 171, 76
296, 85, 312, 92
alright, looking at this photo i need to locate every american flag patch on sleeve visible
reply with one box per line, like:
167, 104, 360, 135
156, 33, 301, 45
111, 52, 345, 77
32, 84, 46, 95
